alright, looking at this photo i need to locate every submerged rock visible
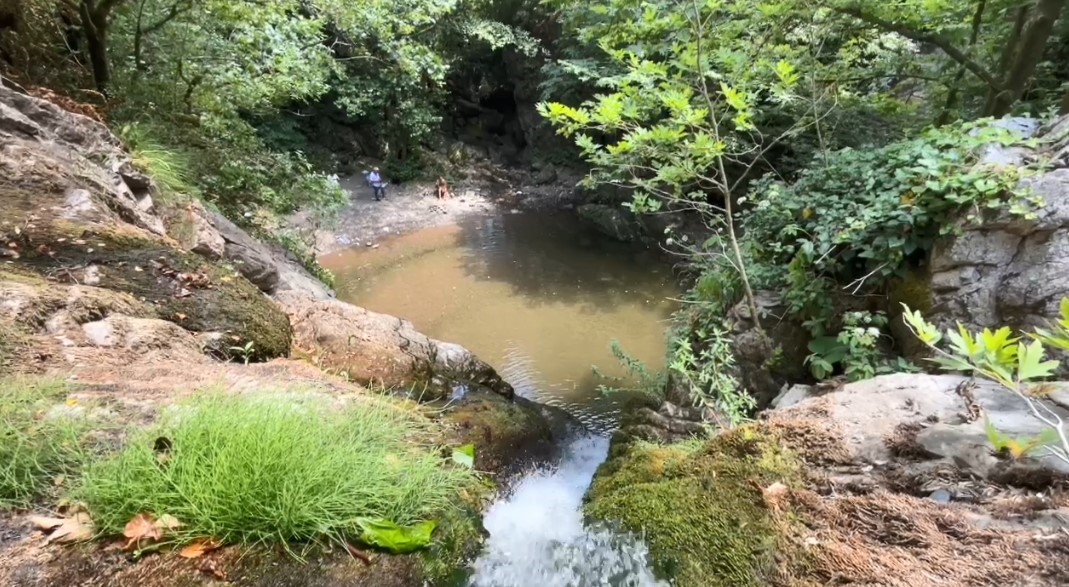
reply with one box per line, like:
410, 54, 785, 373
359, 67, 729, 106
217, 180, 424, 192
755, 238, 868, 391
577, 203, 645, 242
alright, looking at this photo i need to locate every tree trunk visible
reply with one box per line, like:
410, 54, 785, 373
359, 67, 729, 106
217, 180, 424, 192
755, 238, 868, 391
79, 2, 111, 94
984, 0, 1066, 117
936, 0, 987, 126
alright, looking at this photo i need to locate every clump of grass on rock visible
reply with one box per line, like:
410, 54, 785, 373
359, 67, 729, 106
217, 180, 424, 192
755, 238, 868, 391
0, 377, 90, 507
77, 391, 476, 551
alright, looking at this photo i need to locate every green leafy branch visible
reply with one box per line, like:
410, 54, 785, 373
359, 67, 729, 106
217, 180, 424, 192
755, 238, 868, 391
901, 302, 1069, 465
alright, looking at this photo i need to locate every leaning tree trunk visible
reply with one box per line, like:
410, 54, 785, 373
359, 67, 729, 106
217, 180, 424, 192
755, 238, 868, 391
984, 0, 1066, 117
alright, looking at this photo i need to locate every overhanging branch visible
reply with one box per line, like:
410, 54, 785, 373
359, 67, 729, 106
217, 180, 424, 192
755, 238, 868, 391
836, 5, 1000, 90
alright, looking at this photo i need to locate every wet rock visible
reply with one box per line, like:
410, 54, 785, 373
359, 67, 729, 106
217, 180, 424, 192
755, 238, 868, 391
533, 167, 558, 185
203, 211, 280, 293
440, 388, 556, 477
576, 203, 644, 242
277, 292, 513, 400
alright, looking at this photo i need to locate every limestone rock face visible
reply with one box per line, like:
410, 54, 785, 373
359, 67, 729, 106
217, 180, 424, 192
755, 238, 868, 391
204, 211, 281, 294
277, 291, 514, 400
0, 86, 292, 361
927, 116, 1069, 335
775, 373, 1069, 484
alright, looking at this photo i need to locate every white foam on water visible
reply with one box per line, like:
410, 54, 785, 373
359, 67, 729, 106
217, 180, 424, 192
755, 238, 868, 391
468, 435, 667, 587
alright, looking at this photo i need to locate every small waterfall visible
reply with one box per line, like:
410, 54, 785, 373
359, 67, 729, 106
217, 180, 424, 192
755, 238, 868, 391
467, 435, 667, 587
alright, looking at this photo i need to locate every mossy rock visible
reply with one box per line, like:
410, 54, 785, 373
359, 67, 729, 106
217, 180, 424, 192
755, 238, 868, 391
440, 389, 555, 477
584, 425, 804, 587
11, 224, 291, 360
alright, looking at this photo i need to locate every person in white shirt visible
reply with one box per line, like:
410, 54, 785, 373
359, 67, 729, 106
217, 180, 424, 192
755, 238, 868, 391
366, 167, 386, 201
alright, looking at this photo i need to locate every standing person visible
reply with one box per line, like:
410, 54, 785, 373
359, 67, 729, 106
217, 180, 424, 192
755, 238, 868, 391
367, 167, 386, 201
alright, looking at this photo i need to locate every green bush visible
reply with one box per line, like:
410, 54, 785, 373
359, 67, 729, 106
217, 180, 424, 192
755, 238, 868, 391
744, 120, 1038, 301
679, 120, 1041, 383
0, 378, 90, 507
77, 392, 474, 549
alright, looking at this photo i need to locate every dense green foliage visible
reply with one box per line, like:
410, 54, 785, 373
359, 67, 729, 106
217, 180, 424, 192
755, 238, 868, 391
903, 299, 1069, 465
1, 0, 541, 222
79, 392, 475, 550
539, 0, 1066, 406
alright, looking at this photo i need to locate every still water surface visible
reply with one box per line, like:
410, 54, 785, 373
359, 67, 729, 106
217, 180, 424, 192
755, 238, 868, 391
320, 211, 679, 432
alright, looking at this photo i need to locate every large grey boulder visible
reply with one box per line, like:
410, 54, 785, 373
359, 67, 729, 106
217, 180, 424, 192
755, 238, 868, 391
275, 291, 514, 400
925, 116, 1069, 334
775, 373, 1069, 485
204, 211, 281, 293
929, 168, 1069, 333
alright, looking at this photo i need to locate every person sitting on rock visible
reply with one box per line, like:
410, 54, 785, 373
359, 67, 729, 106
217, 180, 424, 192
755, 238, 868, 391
367, 167, 386, 201
436, 176, 450, 200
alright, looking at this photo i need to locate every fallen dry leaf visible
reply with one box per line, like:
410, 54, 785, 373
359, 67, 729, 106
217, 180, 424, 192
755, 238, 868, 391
179, 538, 221, 559
31, 512, 95, 544
29, 515, 66, 531
123, 513, 162, 550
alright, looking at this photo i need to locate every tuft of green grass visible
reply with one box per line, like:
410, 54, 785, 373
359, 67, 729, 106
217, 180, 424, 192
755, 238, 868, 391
119, 123, 196, 201
78, 392, 474, 550
0, 377, 90, 507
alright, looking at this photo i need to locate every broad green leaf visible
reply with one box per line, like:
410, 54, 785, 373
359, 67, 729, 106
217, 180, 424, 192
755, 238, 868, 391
1016, 340, 1059, 382
451, 444, 475, 469
355, 519, 436, 554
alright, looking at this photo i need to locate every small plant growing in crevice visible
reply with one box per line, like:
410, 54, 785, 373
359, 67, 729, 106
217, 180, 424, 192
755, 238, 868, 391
805, 311, 917, 382
902, 302, 1069, 465
228, 341, 256, 365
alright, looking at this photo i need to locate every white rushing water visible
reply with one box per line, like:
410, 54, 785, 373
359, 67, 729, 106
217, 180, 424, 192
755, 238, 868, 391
468, 435, 668, 587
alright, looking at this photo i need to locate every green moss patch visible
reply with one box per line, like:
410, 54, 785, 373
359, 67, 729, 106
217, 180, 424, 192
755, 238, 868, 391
584, 425, 805, 587
440, 390, 554, 475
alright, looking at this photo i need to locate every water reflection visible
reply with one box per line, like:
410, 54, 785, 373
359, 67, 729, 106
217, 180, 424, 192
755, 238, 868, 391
319, 211, 678, 430
455, 212, 674, 310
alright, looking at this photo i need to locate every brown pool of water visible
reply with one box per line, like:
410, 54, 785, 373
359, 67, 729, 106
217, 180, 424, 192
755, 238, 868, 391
319, 211, 679, 431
